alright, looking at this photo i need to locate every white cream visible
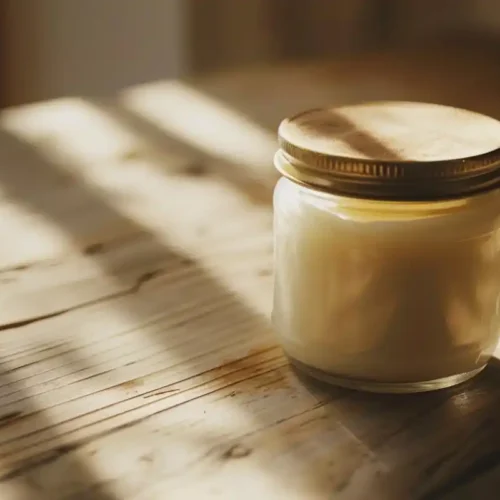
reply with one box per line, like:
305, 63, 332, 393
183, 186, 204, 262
273, 178, 500, 387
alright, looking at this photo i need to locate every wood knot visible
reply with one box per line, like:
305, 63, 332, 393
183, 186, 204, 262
221, 444, 252, 460
11, 264, 29, 271
134, 270, 162, 292
84, 243, 104, 255
178, 257, 195, 268
121, 149, 143, 162
183, 163, 208, 177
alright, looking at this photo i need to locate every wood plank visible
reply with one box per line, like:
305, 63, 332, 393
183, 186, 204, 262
0, 49, 500, 499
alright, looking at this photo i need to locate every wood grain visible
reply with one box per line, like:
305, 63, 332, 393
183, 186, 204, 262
0, 49, 499, 499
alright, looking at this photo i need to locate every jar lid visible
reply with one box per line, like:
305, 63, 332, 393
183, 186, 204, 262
275, 101, 500, 200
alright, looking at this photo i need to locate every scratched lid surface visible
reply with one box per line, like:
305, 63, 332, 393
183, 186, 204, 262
275, 101, 500, 200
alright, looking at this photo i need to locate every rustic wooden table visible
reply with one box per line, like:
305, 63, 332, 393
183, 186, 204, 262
1, 47, 500, 500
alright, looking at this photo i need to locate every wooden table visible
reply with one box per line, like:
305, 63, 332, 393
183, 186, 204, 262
1, 47, 500, 500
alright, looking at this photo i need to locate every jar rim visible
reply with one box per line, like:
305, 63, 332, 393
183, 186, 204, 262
276, 102, 500, 201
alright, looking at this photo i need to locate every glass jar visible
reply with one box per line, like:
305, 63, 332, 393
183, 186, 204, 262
272, 102, 500, 393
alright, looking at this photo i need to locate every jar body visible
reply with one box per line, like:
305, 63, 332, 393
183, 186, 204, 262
273, 177, 500, 392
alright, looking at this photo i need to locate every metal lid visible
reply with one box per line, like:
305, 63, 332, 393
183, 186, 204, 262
275, 101, 500, 200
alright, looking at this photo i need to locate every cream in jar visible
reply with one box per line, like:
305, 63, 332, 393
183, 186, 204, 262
272, 102, 500, 393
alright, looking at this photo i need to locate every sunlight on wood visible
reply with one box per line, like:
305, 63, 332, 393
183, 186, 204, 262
2, 98, 141, 165
120, 80, 277, 182
0, 98, 281, 490
1, 98, 273, 319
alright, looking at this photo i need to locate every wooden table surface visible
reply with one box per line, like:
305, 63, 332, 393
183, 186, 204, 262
1, 47, 500, 500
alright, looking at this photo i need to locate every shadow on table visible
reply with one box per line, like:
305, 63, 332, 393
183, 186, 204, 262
0, 129, 280, 497
294, 357, 500, 499
91, 97, 276, 207
0, 93, 499, 499
0, 364, 121, 500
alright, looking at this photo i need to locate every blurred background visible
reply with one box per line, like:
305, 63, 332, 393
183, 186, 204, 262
1, 0, 499, 212
0, 0, 499, 107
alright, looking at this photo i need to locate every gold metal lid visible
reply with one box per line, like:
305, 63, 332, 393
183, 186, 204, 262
275, 101, 500, 200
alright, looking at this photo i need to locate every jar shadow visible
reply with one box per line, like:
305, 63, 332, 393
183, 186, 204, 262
291, 357, 500, 498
